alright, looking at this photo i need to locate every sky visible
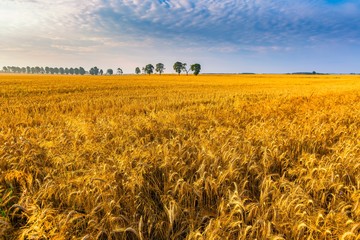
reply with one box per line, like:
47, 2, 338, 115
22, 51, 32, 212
1, 0, 360, 73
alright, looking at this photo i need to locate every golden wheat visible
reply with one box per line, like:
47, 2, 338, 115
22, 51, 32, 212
0, 74, 359, 239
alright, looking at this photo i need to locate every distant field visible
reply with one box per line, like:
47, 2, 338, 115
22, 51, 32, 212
0, 74, 359, 239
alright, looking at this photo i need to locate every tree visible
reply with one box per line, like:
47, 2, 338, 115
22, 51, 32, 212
117, 68, 123, 75
99, 69, 103, 75
135, 67, 141, 75
79, 67, 85, 75
54, 67, 59, 74
74, 68, 80, 75
173, 61, 183, 75
144, 64, 154, 75
3, 66, 8, 72
155, 63, 165, 75
190, 63, 201, 76
107, 69, 113, 75
69, 68, 74, 75
90, 67, 99, 75
59, 67, 65, 75
182, 63, 189, 75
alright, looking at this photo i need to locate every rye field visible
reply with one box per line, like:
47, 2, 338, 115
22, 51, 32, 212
0, 74, 359, 239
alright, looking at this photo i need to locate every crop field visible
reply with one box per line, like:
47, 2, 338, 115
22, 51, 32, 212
0, 74, 359, 239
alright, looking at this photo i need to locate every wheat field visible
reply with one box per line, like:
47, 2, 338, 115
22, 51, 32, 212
0, 74, 359, 239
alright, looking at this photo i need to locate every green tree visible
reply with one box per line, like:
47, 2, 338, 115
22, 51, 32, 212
135, 67, 141, 75
69, 68, 74, 75
144, 64, 154, 75
117, 68, 123, 75
190, 63, 201, 76
173, 61, 183, 75
99, 69, 103, 75
2, 66, 8, 72
74, 68, 80, 75
59, 67, 65, 75
90, 67, 97, 75
182, 63, 189, 75
155, 63, 165, 75
107, 69, 113, 75
79, 67, 85, 75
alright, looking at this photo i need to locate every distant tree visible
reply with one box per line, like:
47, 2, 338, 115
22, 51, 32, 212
312, 71, 316, 75
79, 67, 85, 75
142, 67, 145, 74
144, 64, 154, 75
89, 67, 96, 75
45, 67, 50, 74
31, 67, 35, 74
35, 66, 41, 74
3, 66, 8, 72
59, 67, 65, 75
117, 68, 123, 75
26, 66, 31, 74
94, 67, 99, 75
74, 68, 80, 75
64, 68, 69, 74
99, 69, 103, 75
49, 68, 54, 74
173, 61, 183, 75
182, 63, 190, 75
155, 63, 165, 75
135, 67, 141, 75
107, 69, 113, 75
190, 63, 201, 76
69, 68, 74, 75
21, 67, 26, 73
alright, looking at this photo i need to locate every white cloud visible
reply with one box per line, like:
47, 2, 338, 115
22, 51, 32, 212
1, 0, 360, 72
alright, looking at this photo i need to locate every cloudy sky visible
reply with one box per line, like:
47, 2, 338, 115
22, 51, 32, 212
1, 0, 360, 73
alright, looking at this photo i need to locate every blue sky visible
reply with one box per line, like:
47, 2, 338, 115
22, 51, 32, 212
1, 0, 360, 73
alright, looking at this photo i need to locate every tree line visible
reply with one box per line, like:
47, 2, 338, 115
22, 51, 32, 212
139, 62, 201, 76
2, 62, 201, 76
2, 66, 86, 75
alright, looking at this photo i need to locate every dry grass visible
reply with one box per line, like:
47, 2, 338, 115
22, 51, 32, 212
0, 74, 359, 239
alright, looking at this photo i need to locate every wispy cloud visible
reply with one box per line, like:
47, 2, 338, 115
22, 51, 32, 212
1, 0, 360, 72
91, 0, 360, 48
